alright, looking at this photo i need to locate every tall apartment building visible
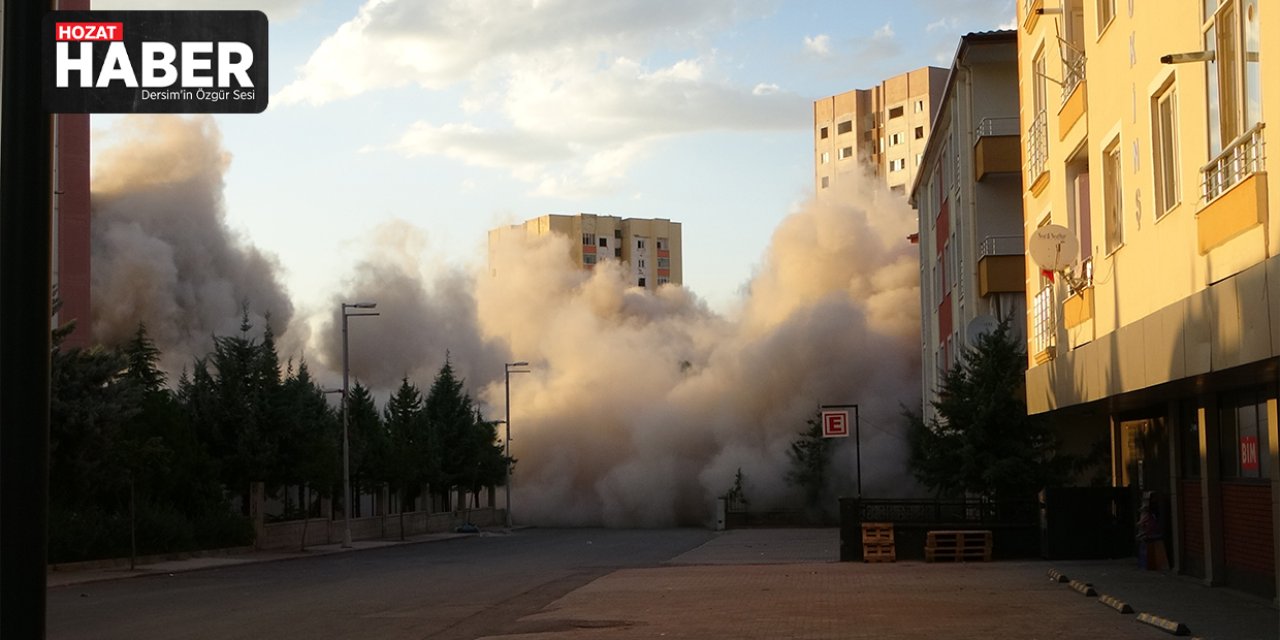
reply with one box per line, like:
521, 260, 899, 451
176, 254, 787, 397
909, 31, 1024, 423
814, 66, 948, 196
1019, 0, 1278, 597
490, 214, 682, 289
52, 0, 93, 348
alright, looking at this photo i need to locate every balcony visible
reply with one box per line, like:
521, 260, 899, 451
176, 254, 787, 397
1058, 41, 1087, 139
1026, 110, 1049, 195
1198, 123, 1267, 253
977, 235, 1025, 297
974, 117, 1021, 181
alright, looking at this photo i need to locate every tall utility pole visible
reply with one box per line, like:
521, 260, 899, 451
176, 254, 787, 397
504, 361, 528, 528
341, 302, 378, 547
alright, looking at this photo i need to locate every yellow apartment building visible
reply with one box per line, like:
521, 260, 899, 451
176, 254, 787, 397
490, 214, 683, 289
814, 66, 949, 196
1018, 0, 1278, 597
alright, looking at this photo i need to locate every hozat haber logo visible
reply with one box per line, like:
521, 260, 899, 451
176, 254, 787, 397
42, 11, 267, 114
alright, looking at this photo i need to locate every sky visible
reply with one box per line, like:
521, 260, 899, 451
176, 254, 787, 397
92, 0, 1016, 340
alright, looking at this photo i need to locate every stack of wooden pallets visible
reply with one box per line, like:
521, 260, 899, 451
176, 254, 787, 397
861, 522, 896, 563
924, 529, 992, 562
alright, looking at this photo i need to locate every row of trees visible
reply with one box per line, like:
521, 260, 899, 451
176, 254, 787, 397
50, 314, 506, 562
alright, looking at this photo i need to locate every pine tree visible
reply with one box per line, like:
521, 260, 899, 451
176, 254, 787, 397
384, 377, 428, 536
906, 320, 1073, 499
786, 412, 832, 509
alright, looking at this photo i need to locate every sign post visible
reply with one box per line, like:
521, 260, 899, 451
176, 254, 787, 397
821, 404, 861, 498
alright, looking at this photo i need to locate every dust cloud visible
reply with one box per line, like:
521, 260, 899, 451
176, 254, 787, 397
92, 115, 922, 526
475, 178, 923, 525
90, 116, 296, 373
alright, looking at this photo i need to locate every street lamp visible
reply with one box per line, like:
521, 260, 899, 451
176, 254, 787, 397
504, 361, 529, 529
341, 302, 378, 547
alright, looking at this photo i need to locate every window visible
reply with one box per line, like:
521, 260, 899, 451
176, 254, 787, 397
821, 176, 829, 189
639, 259, 645, 268
879, 137, 885, 153
614, 229, 622, 239
915, 153, 923, 167
914, 99, 925, 113
657, 237, 667, 250
889, 158, 906, 172
821, 151, 830, 164
889, 132, 904, 146
888, 106, 904, 119
582, 233, 595, 245
638, 277, 646, 287
657, 257, 670, 268
583, 253, 597, 265
1097, 0, 1115, 33
838, 146, 853, 160
1202, 0, 1263, 201
914, 126, 924, 139
614, 247, 622, 258
1103, 139, 1124, 253
1219, 388, 1270, 479
1152, 83, 1180, 216
599, 237, 608, 247
636, 239, 646, 249
657, 277, 669, 285
891, 185, 905, 195
837, 120, 852, 135
820, 126, 829, 139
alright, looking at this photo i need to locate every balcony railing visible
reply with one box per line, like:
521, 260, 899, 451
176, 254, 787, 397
1032, 284, 1055, 359
1202, 122, 1266, 203
977, 117, 1019, 138
979, 235, 1024, 259
1026, 110, 1048, 184
1059, 38, 1086, 105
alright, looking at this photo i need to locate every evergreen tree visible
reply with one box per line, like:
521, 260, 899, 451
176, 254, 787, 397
424, 356, 475, 507
906, 320, 1073, 499
346, 380, 387, 494
384, 377, 428, 536
786, 412, 832, 509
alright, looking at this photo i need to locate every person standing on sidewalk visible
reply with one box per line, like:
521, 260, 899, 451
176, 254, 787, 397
1137, 491, 1168, 571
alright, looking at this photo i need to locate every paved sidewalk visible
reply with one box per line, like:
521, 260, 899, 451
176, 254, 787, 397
46, 531, 478, 588
486, 529, 1279, 640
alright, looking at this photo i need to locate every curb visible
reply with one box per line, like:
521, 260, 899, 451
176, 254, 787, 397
1067, 579, 1097, 597
1047, 568, 1068, 583
1097, 594, 1134, 614
47, 532, 476, 588
1135, 612, 1191, 636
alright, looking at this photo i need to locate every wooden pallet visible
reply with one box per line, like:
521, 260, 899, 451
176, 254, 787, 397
925, 530, 992, 562
861, 522, 896, 563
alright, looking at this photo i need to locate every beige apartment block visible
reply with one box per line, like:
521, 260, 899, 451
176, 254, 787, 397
909, 31, 1023, 424
490, 214, 682, 289
1018, 0, 1279, 599
814, 66, 948, 196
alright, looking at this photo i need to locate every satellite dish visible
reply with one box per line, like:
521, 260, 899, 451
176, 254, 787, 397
966, 314, 999, 343
1028, 224, 1079, 271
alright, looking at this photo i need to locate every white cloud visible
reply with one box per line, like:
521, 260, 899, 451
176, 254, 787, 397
873, 22, 895, 40
93, 0, 312, 21
279, 0, 796, 197
803, 34, 831, 56
926, 18, 959, 33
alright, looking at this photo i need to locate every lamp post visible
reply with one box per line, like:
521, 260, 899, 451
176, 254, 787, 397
341, 302, 378, 547
504, 361, 529, 529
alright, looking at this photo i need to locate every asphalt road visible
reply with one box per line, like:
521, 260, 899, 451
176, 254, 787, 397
47, 528, 716, 640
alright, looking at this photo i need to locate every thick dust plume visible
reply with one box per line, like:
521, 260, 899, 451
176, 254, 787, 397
90, 116, 295, 372
314, 219, 511, 391
473, 175, 923, 526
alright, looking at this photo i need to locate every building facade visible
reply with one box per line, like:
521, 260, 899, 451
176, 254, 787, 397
910, 31, 1025, 423
814, 66, 949, 196
1019, 0, 1279, 598
52, 0, 93, 348
491, 214, 682, 289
